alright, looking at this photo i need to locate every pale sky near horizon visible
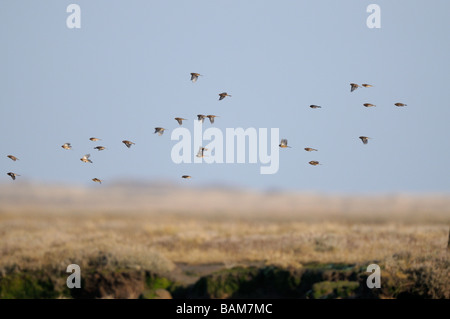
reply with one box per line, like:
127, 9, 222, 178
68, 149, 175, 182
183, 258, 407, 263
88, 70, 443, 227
1, 1, 449, 193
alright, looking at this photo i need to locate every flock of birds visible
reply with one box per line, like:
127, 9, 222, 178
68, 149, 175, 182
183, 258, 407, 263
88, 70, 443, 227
5, 75, 407, 183
279, 82, 406, 165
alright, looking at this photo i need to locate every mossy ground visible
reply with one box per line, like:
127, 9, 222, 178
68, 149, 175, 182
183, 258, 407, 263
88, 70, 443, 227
0, 271, 60, 299
311, 281, 360, 299
0, 260, 447, 299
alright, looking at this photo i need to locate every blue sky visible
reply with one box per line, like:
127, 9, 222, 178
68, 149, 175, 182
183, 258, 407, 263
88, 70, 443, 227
1, 0, 449, 193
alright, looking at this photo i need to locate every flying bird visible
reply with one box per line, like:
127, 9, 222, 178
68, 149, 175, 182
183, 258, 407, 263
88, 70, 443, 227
61, 143, 72, 150
304, 148, 318, 152
175, 117, 187, 125
7, 172, 20, 180
80, 154, 92, 163
154, 127, 166, 136
90, 137, 101, 141
197, 114, 206, 123
363, 103, 376, 107
309, 161, 321, 166
350, 83, 360, 92
190, 73, 202, 82
7, 155, 19, 161
395, 103, 407, 107
181, 175, 192, 179
196, 147, 208, 158
310, 105, 322, 109
92, 178, 102, 184
94, 146, 106, 151
218, 92, 231, 100
206, 115, 218, 124
122, 140, 135, 148
279, 139, 291, 148
359, 136, 371, 145
362, 84, 373, 88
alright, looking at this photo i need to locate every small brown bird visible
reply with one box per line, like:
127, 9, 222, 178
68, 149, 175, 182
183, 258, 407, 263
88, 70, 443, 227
363, 103, 376, 107
154, 127, 166, 136
7, 155, 19, 161
350, 83, 360, 92
80, 154, 92, 163
190, 73, 202, 82
196, 147, 208, 158
359, 136, 371, 145
181, 175, 192, 179
61, 143, 72, 150
395, 103, 407, 107
94, 146, 106, 151
206, 115, 219, 124
175, 117, 187, 125
362, 84, 373, 88
218, 92, 231, 100
310, 105, 322, 109
92, 178, 102, 184
197, 114, 206, 123
7, 172, 20, 180
304, 148, 318, 152
122, 140, 135, 148
309, 161, 321, 166
90, 137, 101, 141
279, 139, 291, 148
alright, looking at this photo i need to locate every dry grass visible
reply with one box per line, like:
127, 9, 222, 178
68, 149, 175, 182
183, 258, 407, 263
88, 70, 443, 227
0, 213, 176, 275
0, 184, 449, 298
0, 210, 447, 272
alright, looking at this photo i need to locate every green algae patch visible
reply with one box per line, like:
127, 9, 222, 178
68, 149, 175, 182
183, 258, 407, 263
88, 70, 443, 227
0, 271, 59, 299
311, 281, 360, 299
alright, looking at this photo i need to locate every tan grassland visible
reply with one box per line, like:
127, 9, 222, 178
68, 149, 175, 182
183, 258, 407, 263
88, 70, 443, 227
0, 182, 448, 297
